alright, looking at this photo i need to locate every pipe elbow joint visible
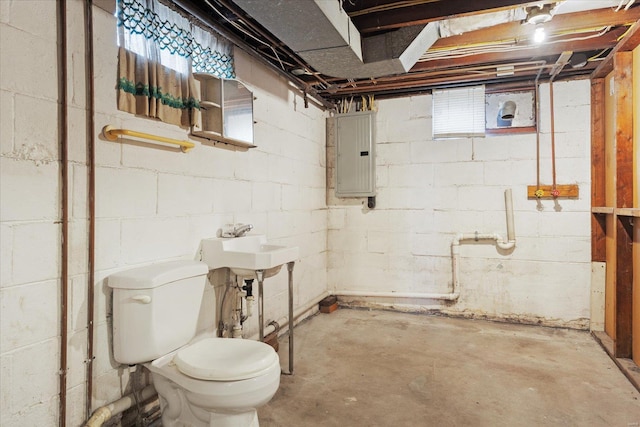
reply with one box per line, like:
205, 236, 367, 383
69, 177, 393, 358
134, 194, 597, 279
85, 407, 112, 427
497, 240, 516, 250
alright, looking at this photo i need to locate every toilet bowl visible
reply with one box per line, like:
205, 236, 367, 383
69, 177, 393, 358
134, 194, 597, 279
147, 338, 280, 427
107, 260, 280, 427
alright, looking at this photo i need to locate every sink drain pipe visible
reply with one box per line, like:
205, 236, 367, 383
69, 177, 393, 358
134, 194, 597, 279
334, 189, 515, 301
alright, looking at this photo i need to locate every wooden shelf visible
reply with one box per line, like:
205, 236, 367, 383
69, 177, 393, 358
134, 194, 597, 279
189, 133, 256, 151
616, 208, 640, 218
200, 100, 221, 109
592, 206, 615, 214
590, 44, 638, 366
590, 207, 640, 217
192, 73, 255, 150
193, 130, 221, 139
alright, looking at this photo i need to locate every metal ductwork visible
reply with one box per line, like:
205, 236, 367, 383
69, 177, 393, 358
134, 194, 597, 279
232, 0, 440, 79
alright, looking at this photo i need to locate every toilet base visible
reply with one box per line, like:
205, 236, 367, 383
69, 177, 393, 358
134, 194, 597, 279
154, 373, 261, 427
208, 410, 259, 427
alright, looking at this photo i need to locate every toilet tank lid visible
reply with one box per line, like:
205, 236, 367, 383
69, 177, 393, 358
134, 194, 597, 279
107, 260, 208, 290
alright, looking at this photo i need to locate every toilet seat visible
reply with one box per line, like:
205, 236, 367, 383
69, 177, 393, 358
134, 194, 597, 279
174, 338, 279, 381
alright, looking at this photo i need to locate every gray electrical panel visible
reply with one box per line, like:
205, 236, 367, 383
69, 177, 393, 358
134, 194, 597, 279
335, 111, 376, 197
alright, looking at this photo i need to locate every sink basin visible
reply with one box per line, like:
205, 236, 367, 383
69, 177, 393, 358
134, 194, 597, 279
200, 235, 299, 278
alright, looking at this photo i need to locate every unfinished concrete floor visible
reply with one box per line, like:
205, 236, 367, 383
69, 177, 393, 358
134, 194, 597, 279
259, 308, 640, 426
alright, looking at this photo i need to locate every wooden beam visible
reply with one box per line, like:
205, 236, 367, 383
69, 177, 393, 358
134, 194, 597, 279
612, 51, 634, 358
591, 79, 607, 208
592, 215, 607, 262
592, 19, 640, 78
616, 215, 634, 358
526, 184, 579, 199
591, 79, 607, 262
615, 52, 634, 209
348, 0, 542, 33
411, 28, 626, 72
432, 9, 640, 50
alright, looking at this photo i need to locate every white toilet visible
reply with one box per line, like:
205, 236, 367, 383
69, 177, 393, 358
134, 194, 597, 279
108, 260, 280, 427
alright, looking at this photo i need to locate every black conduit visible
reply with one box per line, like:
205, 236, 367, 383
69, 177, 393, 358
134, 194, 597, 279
57, 0, 69, 425
84, 0, 96, 419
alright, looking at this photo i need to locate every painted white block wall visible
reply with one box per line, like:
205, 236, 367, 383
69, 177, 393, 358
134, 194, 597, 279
1, 0, 63, 425
1, 1, 595, 425
329, 80, 592, 328
1, 1, 327, 425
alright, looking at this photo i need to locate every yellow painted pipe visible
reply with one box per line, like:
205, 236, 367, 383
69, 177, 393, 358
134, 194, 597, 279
102, 125, 195, 152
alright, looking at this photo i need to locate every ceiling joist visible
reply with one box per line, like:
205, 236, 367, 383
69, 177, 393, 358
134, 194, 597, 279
344, 0, 545, 33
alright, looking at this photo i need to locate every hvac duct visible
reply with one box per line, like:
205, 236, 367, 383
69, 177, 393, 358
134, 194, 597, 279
232, 0, 439, 79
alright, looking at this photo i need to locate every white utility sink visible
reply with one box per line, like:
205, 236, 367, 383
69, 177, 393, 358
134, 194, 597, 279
200, 235, 299, 278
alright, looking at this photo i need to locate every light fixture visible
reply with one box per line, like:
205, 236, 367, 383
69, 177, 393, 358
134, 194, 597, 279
526, 4, 553, 25
291, 68, 310, 76
533, 26, 546, 43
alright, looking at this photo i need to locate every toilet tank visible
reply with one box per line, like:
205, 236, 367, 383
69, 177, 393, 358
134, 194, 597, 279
107, 260, 209, 365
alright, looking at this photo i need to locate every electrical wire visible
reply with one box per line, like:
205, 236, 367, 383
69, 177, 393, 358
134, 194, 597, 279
347, 0, 439, 17
588, 48, 612, 61
204, 0, 287, 70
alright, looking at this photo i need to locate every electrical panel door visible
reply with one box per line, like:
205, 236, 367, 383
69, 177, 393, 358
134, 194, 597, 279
335, 111, 375, 197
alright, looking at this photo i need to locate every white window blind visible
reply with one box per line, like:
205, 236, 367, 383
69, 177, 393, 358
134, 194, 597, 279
432, 85, 485, 139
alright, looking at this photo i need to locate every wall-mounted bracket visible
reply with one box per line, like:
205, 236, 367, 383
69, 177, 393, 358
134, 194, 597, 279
527, 184, 579, 199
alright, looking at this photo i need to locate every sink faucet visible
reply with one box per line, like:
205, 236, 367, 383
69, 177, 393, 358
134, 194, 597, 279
221, 223, 253, 238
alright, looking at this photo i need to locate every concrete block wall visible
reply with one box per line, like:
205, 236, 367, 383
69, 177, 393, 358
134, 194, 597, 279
328, 80, 592, 328
1, 0, 65, 424
1, 1, 327, 425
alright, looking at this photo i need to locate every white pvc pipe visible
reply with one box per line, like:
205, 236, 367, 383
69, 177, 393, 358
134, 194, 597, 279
504, 188, 515, 242
84, 384, 156, 427
334, 290, 459, 301
333, 188, 516, 303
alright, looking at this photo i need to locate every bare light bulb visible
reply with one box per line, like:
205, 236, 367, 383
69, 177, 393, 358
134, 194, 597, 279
533, 27, 546, 43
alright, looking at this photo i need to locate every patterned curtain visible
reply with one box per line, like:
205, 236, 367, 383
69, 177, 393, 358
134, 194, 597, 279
116, 0, 235, 126
117, 47, 198, 127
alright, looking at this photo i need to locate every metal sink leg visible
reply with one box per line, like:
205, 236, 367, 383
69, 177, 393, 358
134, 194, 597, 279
255, 269, 265, 341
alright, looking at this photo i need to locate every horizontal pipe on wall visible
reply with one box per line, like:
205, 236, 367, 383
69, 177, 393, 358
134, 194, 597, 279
85, 385, 156, 427
333, 290, 460, 301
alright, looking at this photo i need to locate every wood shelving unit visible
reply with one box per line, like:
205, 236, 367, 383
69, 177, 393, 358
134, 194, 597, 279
191, 73, 257, 151
590, 22, 639, 390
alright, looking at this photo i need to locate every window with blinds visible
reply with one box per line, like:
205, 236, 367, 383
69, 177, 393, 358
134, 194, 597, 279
432, 85, 485, 139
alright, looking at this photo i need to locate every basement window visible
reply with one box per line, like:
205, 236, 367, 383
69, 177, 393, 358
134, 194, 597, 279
432, 85, 485, 139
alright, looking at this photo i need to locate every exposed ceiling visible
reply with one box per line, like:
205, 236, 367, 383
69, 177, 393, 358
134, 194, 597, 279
173, 0, 640, 106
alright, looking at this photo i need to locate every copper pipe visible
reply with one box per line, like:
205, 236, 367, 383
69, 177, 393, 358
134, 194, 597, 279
85, 0, 96, 419
549, 80, 557, 189
323, 67, 548, 95
322, 61, 550, 95
534, 63, 546, 191
57, 0, 69, 425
